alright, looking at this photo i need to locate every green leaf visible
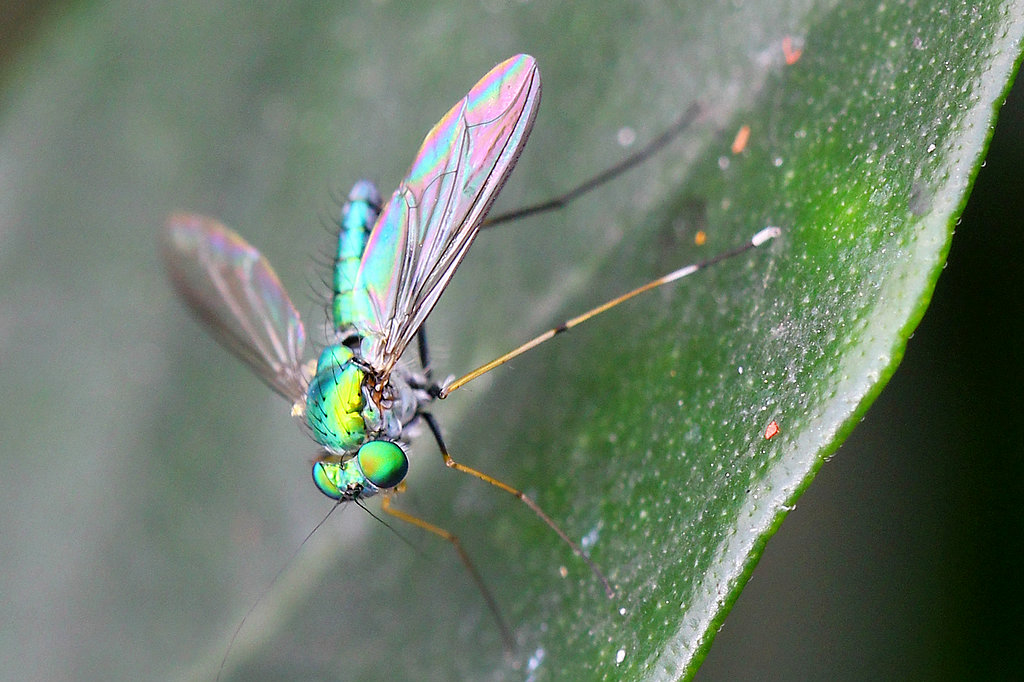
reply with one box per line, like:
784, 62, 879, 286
0, 1, 1019, 681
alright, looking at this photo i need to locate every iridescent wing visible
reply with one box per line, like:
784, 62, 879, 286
162, 214, 308, 404
351, 54, 541, 373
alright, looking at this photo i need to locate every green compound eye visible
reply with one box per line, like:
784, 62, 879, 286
356, 441, 408, 490
312, 460, 344, 500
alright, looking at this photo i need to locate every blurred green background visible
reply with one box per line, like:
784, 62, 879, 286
1, 2, 1020, 680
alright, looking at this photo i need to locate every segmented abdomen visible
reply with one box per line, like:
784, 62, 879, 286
333, 181, 381, 332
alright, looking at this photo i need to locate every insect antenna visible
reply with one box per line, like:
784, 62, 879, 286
353, 497, 422, 556
216, 501, 345, 681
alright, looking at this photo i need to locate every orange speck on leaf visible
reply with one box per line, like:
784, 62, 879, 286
731, 124, 751, 154
782, 36, 803, 65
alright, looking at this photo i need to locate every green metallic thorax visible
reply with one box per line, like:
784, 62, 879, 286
305, 345, 374, 453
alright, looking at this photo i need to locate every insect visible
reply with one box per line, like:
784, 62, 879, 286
162, 54, 779, 649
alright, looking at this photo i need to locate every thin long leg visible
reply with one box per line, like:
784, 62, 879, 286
420, 411, 614, 598
379, 493, 514, 652
417, 326, 432, 379
482, 103, 702, 228
441, 226, 780, 397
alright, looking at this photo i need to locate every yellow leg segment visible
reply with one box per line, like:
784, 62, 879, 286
380, 494, 513, 652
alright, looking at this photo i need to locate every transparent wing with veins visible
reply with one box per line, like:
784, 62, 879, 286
351, 54, 541, 374
162, 214, 308, 405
